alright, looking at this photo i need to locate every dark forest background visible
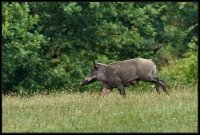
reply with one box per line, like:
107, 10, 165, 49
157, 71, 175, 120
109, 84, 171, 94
2, 2, 198, 95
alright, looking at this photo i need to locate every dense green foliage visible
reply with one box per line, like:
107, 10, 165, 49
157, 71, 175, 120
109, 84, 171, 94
160, 52, 197, 86
2, 2, 198, 94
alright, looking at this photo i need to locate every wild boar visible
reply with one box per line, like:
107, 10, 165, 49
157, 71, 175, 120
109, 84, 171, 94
81, 58, 168, 96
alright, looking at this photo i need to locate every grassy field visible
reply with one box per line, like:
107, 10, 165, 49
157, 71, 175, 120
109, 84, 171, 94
2, 85, 198, 133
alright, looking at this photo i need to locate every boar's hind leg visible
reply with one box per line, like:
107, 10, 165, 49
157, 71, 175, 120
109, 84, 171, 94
145, 72, 168, 95
143, 75, 160, 94
158, 79, 169, 95
153, 77, 168, 95
155, 80, 161, 94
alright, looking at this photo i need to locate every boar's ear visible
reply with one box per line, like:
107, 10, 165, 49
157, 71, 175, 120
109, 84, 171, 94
93, 61, 97, 69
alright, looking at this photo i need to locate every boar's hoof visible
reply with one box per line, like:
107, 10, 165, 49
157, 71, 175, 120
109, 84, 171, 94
100, 88, 111, 96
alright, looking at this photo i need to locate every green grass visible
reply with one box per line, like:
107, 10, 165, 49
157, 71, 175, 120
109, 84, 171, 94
2, 85, 198, 133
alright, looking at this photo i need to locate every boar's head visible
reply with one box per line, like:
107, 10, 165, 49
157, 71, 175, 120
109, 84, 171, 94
80, 61, 106, 86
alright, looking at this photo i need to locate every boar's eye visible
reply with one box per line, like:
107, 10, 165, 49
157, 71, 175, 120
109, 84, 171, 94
92, 66, 99, 72
92, 68, 97, 72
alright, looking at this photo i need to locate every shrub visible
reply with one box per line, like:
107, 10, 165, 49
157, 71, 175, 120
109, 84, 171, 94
159, 51, 197, 87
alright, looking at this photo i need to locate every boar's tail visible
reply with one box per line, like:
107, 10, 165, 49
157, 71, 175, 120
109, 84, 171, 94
151, 43, 167, 61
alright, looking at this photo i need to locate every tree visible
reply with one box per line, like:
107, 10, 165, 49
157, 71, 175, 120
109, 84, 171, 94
2, 2, 198, 93
2, 2, 47, 92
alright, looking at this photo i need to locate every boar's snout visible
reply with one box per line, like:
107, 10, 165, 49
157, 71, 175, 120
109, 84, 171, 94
80, 77, 97, 87
80, 79, 90, 86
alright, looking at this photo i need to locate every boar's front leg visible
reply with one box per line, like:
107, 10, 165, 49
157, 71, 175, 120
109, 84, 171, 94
100, 83, 111, 96
101, 87, 111, 96
117, 84, 126, 96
